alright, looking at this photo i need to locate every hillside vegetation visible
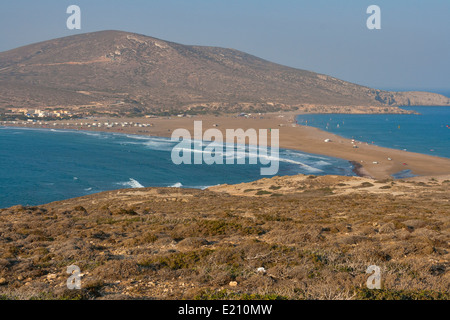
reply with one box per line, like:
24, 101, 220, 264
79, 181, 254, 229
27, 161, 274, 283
0, 175, 449, 300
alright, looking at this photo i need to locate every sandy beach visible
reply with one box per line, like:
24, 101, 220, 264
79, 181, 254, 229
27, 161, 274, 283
2, 112, 450, 180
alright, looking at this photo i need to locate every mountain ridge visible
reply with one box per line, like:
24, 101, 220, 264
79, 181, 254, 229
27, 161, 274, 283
0, 30, 448, 115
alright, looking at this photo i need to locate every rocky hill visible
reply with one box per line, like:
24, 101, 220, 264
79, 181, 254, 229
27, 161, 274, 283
0, 174, 449, 300
0, 30, 448, 115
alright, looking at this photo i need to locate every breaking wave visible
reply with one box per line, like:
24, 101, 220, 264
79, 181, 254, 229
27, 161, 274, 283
118, 178, 145, 189
169, 182, 183, 188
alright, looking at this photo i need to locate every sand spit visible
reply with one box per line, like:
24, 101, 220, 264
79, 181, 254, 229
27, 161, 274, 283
2, 112, 450, 180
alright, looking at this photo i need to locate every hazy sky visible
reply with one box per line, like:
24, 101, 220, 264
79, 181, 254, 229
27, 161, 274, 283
1, 0, 449, 92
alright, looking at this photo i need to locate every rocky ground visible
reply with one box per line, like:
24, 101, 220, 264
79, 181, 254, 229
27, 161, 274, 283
0, 174, 449, 300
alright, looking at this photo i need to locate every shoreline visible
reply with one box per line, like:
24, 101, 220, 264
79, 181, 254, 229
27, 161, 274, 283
349, 161, 372, 178
2, 111, 450, 180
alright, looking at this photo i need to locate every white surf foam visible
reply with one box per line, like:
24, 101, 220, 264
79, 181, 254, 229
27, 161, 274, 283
118, 178, 145, 189
169, 182, 183, 188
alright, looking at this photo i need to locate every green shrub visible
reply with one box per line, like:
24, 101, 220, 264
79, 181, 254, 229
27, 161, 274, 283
256, 190, 272, 196
195, 289, 288, 300
355, 288, 450, 300
139, 250, 214, 270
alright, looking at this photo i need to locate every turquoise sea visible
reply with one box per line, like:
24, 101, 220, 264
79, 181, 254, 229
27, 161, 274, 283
1, 104, 448, 208
0, 128, 355, 208
297, 106, 450, 159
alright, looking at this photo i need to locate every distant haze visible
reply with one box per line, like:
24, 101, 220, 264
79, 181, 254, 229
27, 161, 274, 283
1, 0, 449, 91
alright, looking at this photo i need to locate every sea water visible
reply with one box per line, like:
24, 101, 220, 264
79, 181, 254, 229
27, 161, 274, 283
297, 106, 450, 159
0, 127, 355, 208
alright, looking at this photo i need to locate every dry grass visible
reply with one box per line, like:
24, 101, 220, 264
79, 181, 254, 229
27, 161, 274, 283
0, 175, 449, 300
